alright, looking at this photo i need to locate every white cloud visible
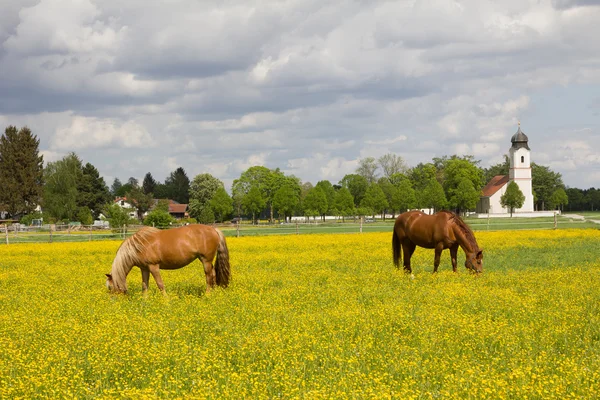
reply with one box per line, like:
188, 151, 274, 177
52, 116, 155, 150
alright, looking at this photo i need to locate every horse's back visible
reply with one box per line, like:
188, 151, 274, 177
394, 211, 451, 248
150, 224, 220, 267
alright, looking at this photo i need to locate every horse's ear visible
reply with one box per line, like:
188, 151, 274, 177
105, 273, 113, 279
477, 250, 483, 259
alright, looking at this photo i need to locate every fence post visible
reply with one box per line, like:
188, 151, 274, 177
554, 212, 557, 229
4, 224, 8, 245
236, 221, 240, 238
296, 222, 299, 235
360, 217, 363, 233
89, 225, 92, 241
49, 226, 53, 243
487, 211, 490, 231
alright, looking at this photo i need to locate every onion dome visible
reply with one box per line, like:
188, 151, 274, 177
511, 123, 530, 150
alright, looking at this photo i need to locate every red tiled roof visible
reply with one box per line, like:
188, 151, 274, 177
481, 175, 509, 197
169, 204, 188, 213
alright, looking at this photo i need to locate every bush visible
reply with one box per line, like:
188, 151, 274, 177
77, 207, 93, 225
144, 210, 176, 228
20, 212, 43, 226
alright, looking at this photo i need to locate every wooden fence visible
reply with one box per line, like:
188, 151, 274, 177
2, 214, 593, 245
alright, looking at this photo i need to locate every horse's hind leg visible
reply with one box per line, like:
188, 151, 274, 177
201, 258, 217, 292
433, 243, 444, 273
148, 264, 166, 293
402, 241, 416, 273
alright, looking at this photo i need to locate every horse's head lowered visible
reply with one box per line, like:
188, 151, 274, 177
105, 273, 126, 294
465, 250, 484, 273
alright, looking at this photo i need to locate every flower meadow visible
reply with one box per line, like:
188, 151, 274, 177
1, 229, 600, 399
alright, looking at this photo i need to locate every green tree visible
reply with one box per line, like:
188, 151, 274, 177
392, 179, 417, 213
103, 203, 131, 229
110, 178, 122, 196
43, 153, 83, 222
303, 187, 328, 221
77, 162, 111, 219
153, 183, 170, 199
197, 207, 215, 224
126, 185, 154, 220
315, 180, 336, 215
408, 163, 437, 208
339, 174, 368, 206
356, 157, 379, 183
273, 184, 300, 222
114, 181, 133, 197
450, 178, 481, 214
242, 185, 266, 224
232, 166, 271, 221
165, 167, 190, 204
361, 183, 389, 218
142, 172, 157, 195
189, 173, 223, 220
377, 177, 396, 217
155, 199, 170, 212
0, 126, 44, 217
532, 163, 564, 211
209, 187, 233, 222
549, 188, 569, 211
442, 158, 484, 213
76, 207, 94, 225
421, 178, 447, 212
501, 181, 525, 217
332, 187, 355, 221
565, 188, 584, 211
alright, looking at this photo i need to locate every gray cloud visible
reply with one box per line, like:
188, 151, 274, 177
1, 0, 600, 189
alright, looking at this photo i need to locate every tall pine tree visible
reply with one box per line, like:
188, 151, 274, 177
165, 167, 190, 204
0, 126, 44, 217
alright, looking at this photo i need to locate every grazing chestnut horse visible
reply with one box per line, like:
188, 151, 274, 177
392, 211, 483, 273
105, 224, 231, 294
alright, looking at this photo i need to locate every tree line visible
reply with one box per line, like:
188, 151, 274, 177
0, 125, 590, 227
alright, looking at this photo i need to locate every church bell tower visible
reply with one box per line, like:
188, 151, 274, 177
508, 123, 534, 212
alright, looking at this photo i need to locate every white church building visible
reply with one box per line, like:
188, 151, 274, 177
476, 124, 541, 216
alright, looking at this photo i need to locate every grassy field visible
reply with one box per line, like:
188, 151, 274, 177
1, 230, 600, 398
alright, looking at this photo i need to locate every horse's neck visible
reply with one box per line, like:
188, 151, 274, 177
452, 223, 477, 254
111, 255, 134, 290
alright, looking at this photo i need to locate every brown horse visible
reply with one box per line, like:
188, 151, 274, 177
105, 224, 231, 294
392, 211, 483, 273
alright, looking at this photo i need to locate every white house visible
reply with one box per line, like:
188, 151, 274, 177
113, 197, 138, 218
477, 124, 535, 214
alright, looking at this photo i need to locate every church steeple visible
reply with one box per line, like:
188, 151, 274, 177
511, 122, 530, 150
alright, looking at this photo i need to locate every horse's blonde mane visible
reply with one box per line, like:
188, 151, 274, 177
111, 227, 160, 291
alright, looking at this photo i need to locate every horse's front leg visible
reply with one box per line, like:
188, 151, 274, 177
449, 244, 459, 272
141, 267, 150, 292
148, 264, 167, 294
433, 243, 444, 273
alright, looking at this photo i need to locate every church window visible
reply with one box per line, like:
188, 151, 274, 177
521, 156, 524, 163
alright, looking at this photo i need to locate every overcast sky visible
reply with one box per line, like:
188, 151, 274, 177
1, 0, 599, 190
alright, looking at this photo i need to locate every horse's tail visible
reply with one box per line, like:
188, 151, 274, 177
214, 228, 231, 287
392, 225, 401, 268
